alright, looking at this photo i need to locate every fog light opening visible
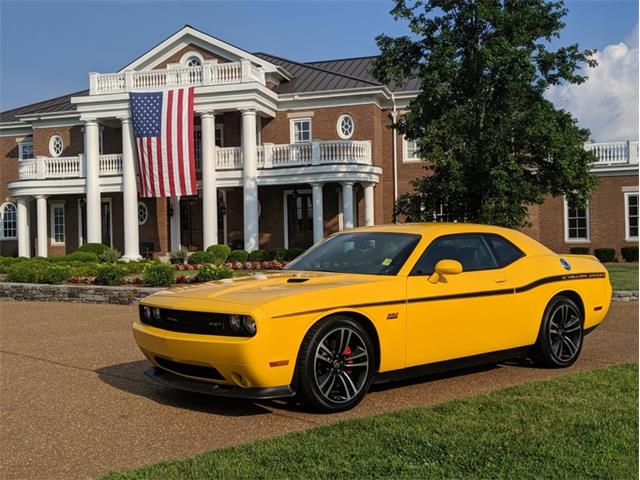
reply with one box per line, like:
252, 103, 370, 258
231, 372, 250, 388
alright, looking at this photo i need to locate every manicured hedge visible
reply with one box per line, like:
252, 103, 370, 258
285, 247, 305, 261
76, 243, 110, 256
206, 244, 232, 264
569, 247, 590, 255
621, 247, 639, 263
142, 263, 175, 287
188, 250, 218, 265
266, 248, 287, 261
6, 261, 72, 284
248, 250, 266, 262
67, 251, 100, 263
228, 250, 249, 263
98, 248, 122, 263
169, 249, 189, 264
594, 248, 616, 263
94, 263, 128, 286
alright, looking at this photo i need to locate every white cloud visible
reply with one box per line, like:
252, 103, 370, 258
545, 25, 639, 142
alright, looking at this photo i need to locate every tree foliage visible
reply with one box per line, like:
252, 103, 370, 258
373, 0, 598, 227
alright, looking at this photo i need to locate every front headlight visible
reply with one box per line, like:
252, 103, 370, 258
152, 307, 161, 321
228, 314, 256, 337
242, 316, 257, 336
142, 306, 152, 320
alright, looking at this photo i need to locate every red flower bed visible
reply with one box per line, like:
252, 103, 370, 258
226, 260, 288, 271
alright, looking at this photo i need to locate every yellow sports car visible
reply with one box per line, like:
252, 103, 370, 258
134, 223, 611, 411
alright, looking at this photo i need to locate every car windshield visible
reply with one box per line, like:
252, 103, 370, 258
285, 232, 421, 275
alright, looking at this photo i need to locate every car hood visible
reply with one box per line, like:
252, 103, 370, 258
147, 270, 402, 316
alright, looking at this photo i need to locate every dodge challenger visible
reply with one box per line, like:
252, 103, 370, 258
133, 223, 611, 411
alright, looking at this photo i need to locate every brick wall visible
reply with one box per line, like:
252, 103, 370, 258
32, 125, 83, 157
533, 175, 639, 255
0, 134, 25, 256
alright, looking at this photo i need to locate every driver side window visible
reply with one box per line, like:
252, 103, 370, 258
411, 234, 497, 275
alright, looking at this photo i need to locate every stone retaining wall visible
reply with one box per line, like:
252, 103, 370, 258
0, 282, 637, 306
0, 283, 162, 305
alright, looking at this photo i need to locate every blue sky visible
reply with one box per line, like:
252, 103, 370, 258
0, 0, 638, 139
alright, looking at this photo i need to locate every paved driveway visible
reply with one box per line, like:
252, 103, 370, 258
1, 300, 637, 479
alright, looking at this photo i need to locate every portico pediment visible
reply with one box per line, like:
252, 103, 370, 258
118, 25, 286, 78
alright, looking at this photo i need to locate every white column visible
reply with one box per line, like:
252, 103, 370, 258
311, 182, 324, 243
363, 183, 375, 226
342, 182, 354, 230
120, 116, 141, 260
242, 109, 259, 251
170, 196, 182, 251
17, 197, 31, 258
36, 195, 47, 258
84, 119, 101, 244
201, 111, 218, 248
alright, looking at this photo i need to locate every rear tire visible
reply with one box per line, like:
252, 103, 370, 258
295, 316, 375, 412
533, 295, 584, 368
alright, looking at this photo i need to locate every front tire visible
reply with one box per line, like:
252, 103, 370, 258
295, 316, 375, 412
533, 295, 584, 368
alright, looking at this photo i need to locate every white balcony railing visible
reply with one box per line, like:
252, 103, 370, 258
585, 140, 639, 165
18, 154, 123, 180
89, 60, 265, 95
217, 140, 373, 170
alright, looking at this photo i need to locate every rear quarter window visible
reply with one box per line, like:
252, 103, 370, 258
484, 234, 525, 267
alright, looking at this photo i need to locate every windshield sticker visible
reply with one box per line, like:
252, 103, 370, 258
382, 258, 392, 266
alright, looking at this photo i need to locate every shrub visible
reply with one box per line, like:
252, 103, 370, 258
569, 247, 590, 255
248, 250, 266, 262
594, 248, 616, 263
285, 247, 305, 261
169, 248, 189, 264
43, 264, 72, 284
0, 256, 27, 273
94, 263, 127, 286
142, 263, 175, 287
266, 248, 287, 261
206, 244, 232, 264
70, 263, 99, 277
123, 259, 153, 274
196, 264, 233, 282
188, 250, 217, 265
621, 247, 639, 263
47, 255, 69, 263
76, 243, 109, 256
228, 250, 249, 263
67, 251, 100, 263
98, 248, 122, 263
7, 261, 47, 283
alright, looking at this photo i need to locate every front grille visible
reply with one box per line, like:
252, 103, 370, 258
140, 306, 230, 335
155, 356, 225, 381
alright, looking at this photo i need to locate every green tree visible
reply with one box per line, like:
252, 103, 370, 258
374, 0, 598, 227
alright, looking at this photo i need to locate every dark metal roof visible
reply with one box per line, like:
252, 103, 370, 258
1, 51, 420, 124
253, 52, 379, 94
0, 90, 88, 124
306, 56, 421, 92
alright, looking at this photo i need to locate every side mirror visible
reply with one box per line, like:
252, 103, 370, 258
428, 259, 463, 284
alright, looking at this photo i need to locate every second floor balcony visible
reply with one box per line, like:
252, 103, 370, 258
16, 140, 372, 181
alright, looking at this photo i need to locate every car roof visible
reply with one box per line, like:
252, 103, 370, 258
343, 223, 554, 256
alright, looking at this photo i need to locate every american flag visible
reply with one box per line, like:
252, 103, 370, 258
129, 87, 196, 197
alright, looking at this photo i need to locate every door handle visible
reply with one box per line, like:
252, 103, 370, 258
494, 277, 508, 284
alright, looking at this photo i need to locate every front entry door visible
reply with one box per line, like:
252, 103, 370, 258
101, 201, 112, 247
180, 197, 203, 251
287, 192, 313, 249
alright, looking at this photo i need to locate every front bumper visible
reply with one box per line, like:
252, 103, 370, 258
145, 367, 295, 400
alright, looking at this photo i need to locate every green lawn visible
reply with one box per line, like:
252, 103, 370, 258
606, 263, 639, 291
104, 364, 638, 480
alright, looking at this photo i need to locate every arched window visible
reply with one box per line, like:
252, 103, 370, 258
186, 56, 202, 67
49, 135, 64, 157
1, 202, 17, 239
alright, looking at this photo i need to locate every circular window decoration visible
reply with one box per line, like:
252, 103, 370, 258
186, 56, 202, 67
137, 202, 148, 225
49, 135, 64, 157
337, 114, 355, 139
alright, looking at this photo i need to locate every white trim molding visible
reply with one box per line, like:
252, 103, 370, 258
290, 117, 312, 144
49, 202, 66, 246
564, 198, 590, 243
402, 136, 421, 163
624, 191, 639, 242
0, 201, 17, 241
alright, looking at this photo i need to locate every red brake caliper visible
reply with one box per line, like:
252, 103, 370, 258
344, 346, 353, 375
